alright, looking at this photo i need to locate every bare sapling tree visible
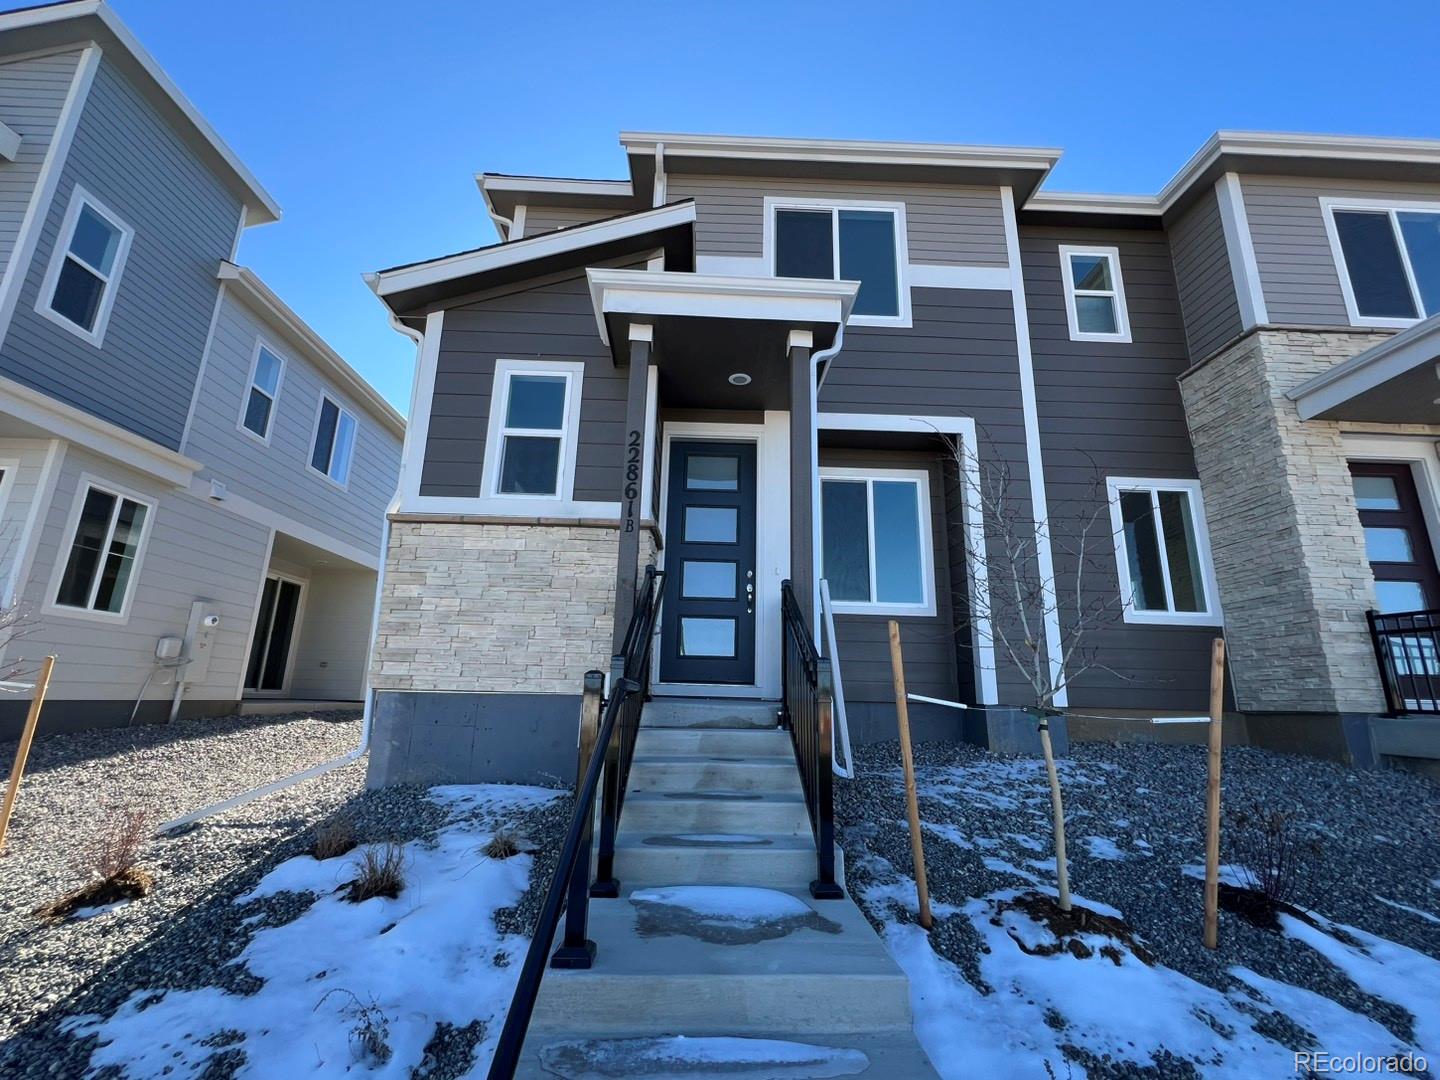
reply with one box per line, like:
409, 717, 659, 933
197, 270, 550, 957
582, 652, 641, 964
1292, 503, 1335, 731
938, 430, 1132, 913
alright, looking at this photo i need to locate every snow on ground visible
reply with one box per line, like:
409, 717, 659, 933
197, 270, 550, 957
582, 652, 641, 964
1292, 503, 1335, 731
62, 783, 559, 1079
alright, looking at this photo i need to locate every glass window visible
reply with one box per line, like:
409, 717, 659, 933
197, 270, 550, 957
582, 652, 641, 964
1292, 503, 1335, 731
45, 193, 130, 339
683, 506, 738, 544
682, 560, 737, 599
493, 371, 569, 496
1375, 580, 1426, 614
1062, 248, 1128, 339
1332, 207, 1440, 321
55, 484, 150, 615
242, 346, 284, 438
1352, 474, 1402, 511
773, 205, 902, 317
680, 617, 736, 657
820, 472, 931, 611
1113, 483, 1212, 617
1364, 527, 1415, 563
686, 455, 739, 491
310, 396, 358, 484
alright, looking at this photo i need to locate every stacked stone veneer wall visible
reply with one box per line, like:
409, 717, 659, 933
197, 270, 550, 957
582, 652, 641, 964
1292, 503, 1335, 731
1179, 329, 1391, 715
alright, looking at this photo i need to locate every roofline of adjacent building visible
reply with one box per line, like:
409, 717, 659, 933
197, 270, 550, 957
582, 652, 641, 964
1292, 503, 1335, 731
218, 261, 405, 436
0, 0, 281, 225
620, 129, 1064, 172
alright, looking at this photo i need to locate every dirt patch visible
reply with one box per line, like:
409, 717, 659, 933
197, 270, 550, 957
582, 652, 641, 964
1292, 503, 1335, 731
991, 891, 1154, 966
35, 867, 155, 921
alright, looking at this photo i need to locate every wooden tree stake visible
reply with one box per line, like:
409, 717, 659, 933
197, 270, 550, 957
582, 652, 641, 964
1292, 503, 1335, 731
888, 620, 932, 930
1037, 713, 1071, 912
0, 656, 56, 853
1203, 637, 1226, 950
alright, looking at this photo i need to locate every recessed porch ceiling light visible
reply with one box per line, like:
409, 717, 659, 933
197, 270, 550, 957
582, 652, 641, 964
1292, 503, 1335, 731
728, 372, 752, 386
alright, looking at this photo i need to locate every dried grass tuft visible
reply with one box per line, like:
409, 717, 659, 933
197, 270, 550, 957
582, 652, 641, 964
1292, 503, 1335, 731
343, 842, 405, 903
311, 815, 357, 860
482, 830, 520, 860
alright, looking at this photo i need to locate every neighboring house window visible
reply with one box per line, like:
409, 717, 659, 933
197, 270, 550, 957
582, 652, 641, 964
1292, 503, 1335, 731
1059, 245, 1131, 342
1325, 201, 1440, 324
768, 199, 909, 322
310, 395, 357, 485
37, 186, 133, 346
482, 360, 583, 499
54, 482, 152, 616
1106, 478, 1219, 625
241, 344, 285, 440
819, 467, 935, 615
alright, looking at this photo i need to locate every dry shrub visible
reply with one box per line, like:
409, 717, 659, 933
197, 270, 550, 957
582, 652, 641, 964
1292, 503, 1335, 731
1225, 802, 1324, 923
36, 805, 154, 920
315, 988, 391, 1066
311, 815, 357, 860
482, 830, 520, 860
343, 842, 405, 903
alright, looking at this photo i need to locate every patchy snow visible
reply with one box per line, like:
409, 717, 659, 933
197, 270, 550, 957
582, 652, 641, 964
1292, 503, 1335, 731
62, 783, 560, 1078
1082, 836, 1126, 861
538, 1035, 870, 1078
1181, 862, 1253, 889
1374, 895, 1440, 925
67, 900, 130, 921
630, 886, 811, 921
920, 820, 973, 850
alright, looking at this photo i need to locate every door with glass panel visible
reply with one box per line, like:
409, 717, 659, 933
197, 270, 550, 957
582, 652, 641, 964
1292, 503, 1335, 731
245, 575, 303, 694
1350, 463, 1440, 613
659, 441, 757, 685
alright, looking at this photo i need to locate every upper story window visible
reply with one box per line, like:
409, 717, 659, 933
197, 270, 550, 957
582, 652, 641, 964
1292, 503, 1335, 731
52, 479, 153, 619
1323, 199, 1440, 325
481, 360, 582, 499
820, 467, 935, 616
37, 186, 133, 347
240, 343, 286, 441
310, 395, 357, 486
1105, 478, 1219, 626
1059, 245, 1132, 343
766, 198, 910, 325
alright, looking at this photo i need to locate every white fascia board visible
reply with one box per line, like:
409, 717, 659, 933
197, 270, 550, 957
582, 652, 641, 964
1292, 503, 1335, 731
0, 119, 20, 162
218, 262, 405, 437
1287, 312, 1440, 420
371, 201, 696, 300
620, 131, 1062, 173
1023, 191, 1162, 215
0, 1, 280, 224
476, 174, 633, 199
0, 371, 200, 487
586, 268, 858, 345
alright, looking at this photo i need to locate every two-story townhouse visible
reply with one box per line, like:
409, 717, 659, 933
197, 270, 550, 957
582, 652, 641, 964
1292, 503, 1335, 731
366, 128, 1440, 789
0, 1, 402, 733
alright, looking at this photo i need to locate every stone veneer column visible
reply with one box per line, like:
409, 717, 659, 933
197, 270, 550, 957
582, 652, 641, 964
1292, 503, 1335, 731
1179, 329, 1392, 717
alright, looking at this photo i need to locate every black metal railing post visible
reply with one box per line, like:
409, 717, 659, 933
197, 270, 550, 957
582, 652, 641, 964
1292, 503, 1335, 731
1367, 607, 1440, 716
591, 654, 627, 898
551, 670, 605, 968
1367, 610, 1402, 717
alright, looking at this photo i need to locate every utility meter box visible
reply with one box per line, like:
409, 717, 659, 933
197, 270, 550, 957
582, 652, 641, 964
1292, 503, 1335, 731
183, 601, 220, 684
156, 636, 183, 660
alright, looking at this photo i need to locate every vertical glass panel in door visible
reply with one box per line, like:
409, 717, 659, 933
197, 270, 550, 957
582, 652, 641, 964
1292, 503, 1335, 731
1352, 474, 1401, 510
821, 480, 870, 601
260, 580, 301, 691
872, 480, 923, 603
839, 210, 899, 316
684, 506, 738, 543
1376, 580, 1426, 614
775, 209, 833, 279
682, 560, 737, 599
1365, 527, 1414, 563
680, 617, 736, 657
686, 455, 739, 491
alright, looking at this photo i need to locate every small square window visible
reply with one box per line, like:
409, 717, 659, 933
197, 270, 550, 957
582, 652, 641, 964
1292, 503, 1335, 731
1060, 246, 1131, 343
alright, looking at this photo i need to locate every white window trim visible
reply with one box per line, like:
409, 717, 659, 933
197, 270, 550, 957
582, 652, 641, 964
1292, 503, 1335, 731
236, 337, 288, 445
35, 184, 134, 348
44, 472, 156, 624
1105, 476, 1221, 627
308, 392, 359, 489
763, 196, 913, 328
479, 359, 585, 507
1058, 245, 1132, 343
819, 465, 936, 617
1319, 196, 1440, 329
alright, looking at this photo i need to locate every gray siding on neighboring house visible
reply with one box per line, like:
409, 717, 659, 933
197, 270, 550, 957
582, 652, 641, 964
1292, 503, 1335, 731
667, 174, 1008, 266
183, 288, 400, 556
1241, 174, 1440, 326
289, 567, 374, 699
0, 437, 54, 599
11, 442, 271, 707
1168, 186, 1242, 361
0, 56, 242, 450
421, 272, 628, 501
522, 205, 608, 237
0, 49, 82, 283
1021, 224, 1217, 710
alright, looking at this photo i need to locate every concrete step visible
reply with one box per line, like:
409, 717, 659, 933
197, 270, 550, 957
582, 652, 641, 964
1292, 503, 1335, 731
643, 697, 781, 729
627, 755, 803, 795
614, 831, 821, 889
635, 726, 793, 759
620, 790, 811, 835
514, 1029, 941, 1078
528, 888, 911, 1036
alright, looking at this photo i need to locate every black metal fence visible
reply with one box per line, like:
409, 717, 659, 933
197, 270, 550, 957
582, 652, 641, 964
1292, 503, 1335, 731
780, 579, 843, 900
1367, 608, 1440, 716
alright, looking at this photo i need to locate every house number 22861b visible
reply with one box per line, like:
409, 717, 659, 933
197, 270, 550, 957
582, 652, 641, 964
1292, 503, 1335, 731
624, 430, 641, 533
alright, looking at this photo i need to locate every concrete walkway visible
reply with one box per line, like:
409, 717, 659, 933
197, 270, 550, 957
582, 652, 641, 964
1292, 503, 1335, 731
517, 699, 939, 1078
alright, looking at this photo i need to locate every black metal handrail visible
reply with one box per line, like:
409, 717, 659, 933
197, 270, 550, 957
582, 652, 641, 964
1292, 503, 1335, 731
1367, 607, 1440, 716
780, 579, 843, 899
488, 566, 664, 1078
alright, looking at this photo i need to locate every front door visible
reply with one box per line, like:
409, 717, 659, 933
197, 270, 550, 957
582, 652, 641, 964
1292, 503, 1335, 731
245, 575, 303, 694
1350, 462, 1440, 613
659, 440, 757, 685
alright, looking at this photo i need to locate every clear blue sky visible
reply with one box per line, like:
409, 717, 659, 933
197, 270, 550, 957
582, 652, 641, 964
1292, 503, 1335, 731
102, 0, 1440, 413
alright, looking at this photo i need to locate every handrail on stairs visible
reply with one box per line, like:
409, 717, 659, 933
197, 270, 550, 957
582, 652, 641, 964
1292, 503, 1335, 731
818, 578, 854, 779
487, 566, 664, 1079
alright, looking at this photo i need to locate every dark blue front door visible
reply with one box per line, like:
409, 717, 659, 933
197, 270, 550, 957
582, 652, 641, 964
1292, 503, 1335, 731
659, 440, 757, 684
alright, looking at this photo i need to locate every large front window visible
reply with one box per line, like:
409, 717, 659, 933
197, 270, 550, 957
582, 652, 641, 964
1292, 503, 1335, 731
1106, 478, 1218, 625
771, 202, 905, 320
1327, 202, 1440, 324
820, 468, 934, 615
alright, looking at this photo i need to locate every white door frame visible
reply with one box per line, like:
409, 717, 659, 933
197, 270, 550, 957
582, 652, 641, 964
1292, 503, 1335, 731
652, 413, 790, 699
244, 569, 308, 697
1342, 434, 1440, 573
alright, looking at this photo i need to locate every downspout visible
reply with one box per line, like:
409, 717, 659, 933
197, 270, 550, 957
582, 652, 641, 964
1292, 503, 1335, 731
159, 313, 422, 835
809, 322, 845, 618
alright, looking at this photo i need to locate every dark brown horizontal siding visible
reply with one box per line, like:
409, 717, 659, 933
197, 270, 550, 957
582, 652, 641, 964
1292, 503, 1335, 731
1167, 186, 1243, 361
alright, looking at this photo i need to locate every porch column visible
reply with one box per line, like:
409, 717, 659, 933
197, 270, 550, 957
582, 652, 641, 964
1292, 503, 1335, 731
614, 322, 653, 652
788, 330, 816, 627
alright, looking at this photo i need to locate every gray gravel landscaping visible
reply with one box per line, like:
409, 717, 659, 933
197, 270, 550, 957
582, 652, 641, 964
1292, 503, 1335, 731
838, 738, 1440, 1076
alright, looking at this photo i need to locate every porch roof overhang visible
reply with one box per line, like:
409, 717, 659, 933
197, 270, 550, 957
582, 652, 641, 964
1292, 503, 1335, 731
1288, 314, 1440, 423
587, 269, 858, 410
